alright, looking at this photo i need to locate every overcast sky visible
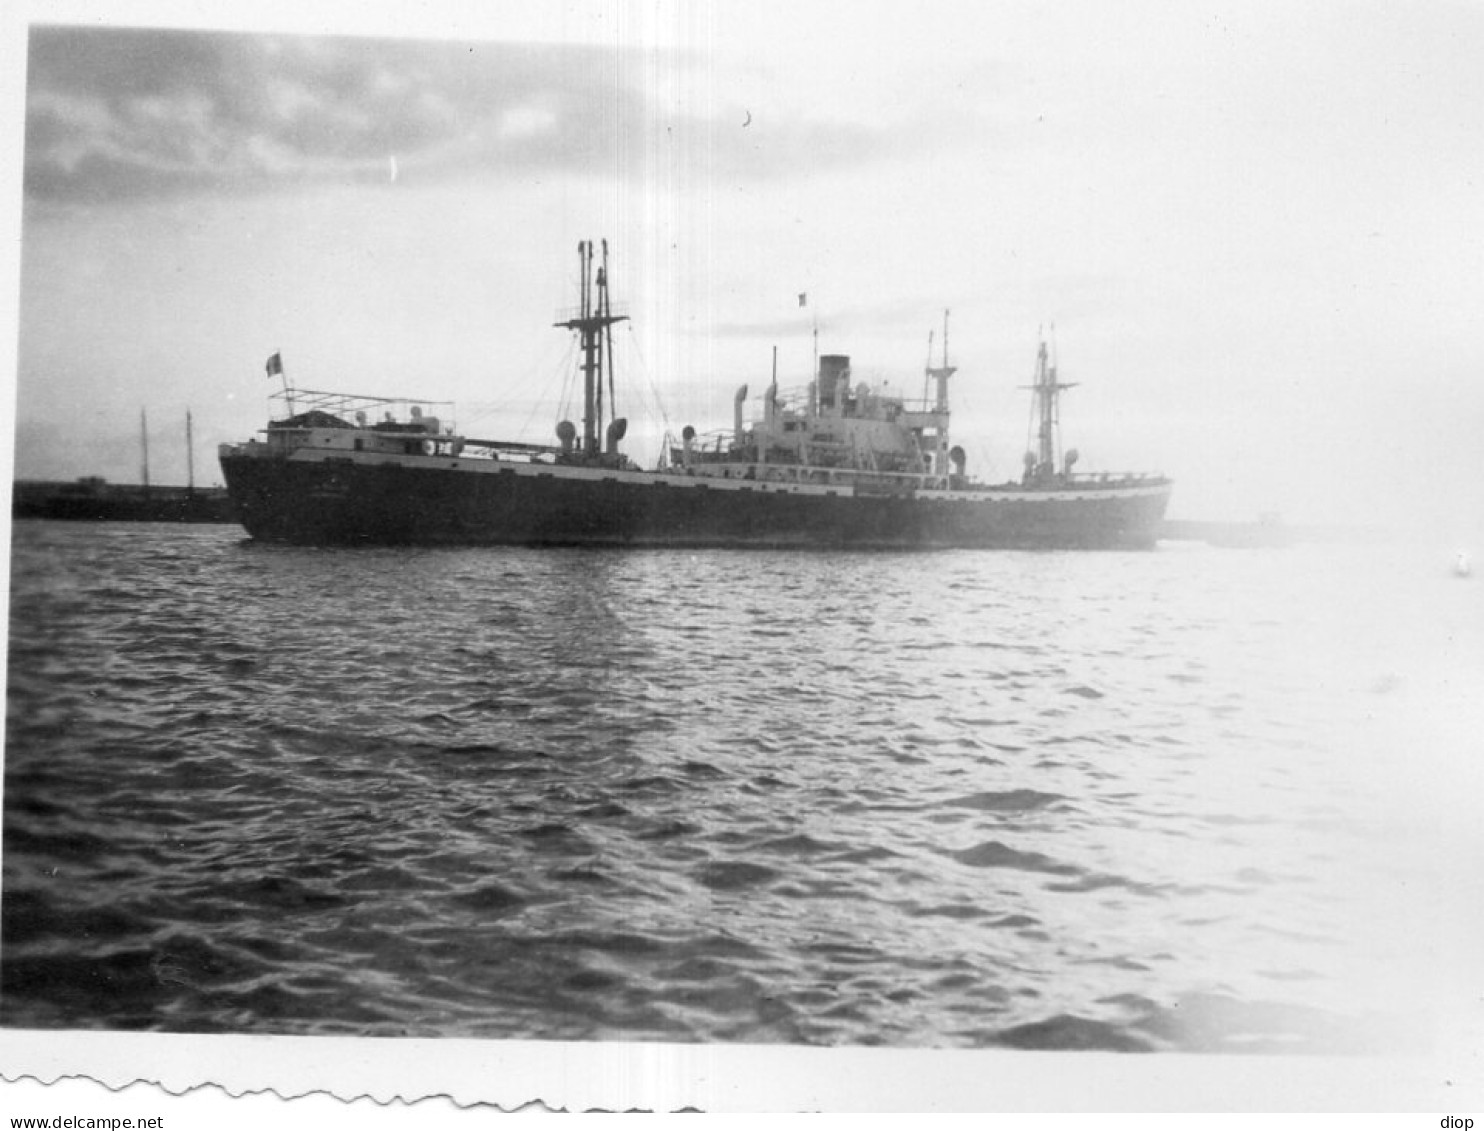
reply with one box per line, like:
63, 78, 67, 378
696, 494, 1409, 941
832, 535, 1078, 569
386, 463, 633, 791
5, 0, 1483, 534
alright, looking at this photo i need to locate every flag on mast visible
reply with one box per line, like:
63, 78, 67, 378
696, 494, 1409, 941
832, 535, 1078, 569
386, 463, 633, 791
266, 352, 283, 377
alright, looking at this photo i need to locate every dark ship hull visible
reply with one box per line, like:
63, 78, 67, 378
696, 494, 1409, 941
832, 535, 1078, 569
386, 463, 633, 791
219, 453, 1171, 549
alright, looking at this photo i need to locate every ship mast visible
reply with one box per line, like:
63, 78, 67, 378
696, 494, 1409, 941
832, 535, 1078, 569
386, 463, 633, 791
924, 309, 955, 474
926, 308, 954, 411
921, 329, 933, 406
140, 409, 151, 496
555, 240, 628, 458
1024, 337, 1077, 479
602, 241, 619, 439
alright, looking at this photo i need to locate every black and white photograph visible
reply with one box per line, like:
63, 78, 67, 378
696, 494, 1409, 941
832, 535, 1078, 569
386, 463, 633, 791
2, 0, 1481, 1115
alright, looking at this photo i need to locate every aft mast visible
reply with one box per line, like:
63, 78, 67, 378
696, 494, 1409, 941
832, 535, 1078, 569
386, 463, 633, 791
1023, 336, 1077, 484
555, 240, 629, 460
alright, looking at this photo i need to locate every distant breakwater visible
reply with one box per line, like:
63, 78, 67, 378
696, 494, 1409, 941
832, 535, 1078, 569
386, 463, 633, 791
12, 479, 236, 524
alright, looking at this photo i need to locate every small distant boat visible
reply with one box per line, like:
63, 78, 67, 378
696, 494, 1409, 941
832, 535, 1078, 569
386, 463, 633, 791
1161, 512, 1292, 548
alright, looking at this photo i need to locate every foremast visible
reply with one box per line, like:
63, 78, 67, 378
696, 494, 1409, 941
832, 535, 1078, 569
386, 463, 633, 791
923, 308, 955, 476
555, 240, 629, 462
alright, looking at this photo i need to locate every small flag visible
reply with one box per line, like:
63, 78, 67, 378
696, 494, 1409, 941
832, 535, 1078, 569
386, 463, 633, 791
266, 352, 283, 377
798, 293, 807, 308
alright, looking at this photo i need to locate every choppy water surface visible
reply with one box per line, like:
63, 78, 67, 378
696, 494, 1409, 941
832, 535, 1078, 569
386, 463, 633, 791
4, 522, 1479, 1050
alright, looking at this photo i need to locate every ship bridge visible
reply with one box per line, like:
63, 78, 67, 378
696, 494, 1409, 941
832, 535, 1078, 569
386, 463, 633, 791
669, 344, 958, 485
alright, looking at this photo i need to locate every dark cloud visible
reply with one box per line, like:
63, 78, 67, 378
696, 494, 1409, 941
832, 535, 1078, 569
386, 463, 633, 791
27, 25, 230, 102
23, 25, 964, 205
22, 26, 655, 202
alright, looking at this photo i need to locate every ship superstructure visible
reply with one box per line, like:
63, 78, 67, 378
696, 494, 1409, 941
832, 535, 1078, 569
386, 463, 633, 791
671, 313, 958, 491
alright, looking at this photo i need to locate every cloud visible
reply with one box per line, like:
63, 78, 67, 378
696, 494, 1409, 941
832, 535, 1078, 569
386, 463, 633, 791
23, 25, 979, 205
710, 300, 937, 343
22, 27, 656, 202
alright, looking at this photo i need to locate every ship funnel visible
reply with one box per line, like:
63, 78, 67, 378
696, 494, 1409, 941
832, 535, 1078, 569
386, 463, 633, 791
734, 384, 749, 446
818, 355, 850, 410
606, 417, 628, 455
557, 420, 577, 454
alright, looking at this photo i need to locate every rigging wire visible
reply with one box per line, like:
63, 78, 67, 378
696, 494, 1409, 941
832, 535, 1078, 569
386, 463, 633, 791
618, 322, 674, 434
614, 323, 679, 469
1024, 327, 1042, 465
456, 330, 578, 441
554, 333, 580, 427
535, 333, 581, 439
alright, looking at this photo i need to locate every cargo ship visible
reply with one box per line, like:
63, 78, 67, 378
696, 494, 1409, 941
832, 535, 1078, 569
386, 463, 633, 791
219, 242, 1172, 549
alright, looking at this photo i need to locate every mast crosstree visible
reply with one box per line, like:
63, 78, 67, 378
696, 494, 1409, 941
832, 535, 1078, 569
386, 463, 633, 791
555, 239, 628, 459
1022, 337, 1078, 484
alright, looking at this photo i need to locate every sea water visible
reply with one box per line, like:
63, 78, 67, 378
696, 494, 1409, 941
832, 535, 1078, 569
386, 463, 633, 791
4, 521, 1481, 1051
